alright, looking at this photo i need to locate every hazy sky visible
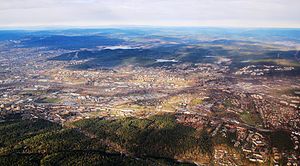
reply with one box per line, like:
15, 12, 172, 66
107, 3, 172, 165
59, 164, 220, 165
1, 0, 300, 28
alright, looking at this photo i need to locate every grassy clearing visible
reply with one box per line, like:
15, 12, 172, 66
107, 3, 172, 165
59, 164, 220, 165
36, 98, 61, 104
249, 59, 300, 67
240, 111, 263, 127
190, 98, 203, 106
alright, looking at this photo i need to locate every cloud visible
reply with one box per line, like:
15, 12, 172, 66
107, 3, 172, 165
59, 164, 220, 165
0, 0, 299, 28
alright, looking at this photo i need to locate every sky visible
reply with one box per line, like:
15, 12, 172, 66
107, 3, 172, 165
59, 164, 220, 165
0, 0, 300, 28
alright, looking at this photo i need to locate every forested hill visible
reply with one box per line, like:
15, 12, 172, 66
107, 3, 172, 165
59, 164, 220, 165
0, 114, 202, 165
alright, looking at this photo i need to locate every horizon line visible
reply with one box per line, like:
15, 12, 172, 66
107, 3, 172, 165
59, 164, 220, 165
1, 24, 300, 31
